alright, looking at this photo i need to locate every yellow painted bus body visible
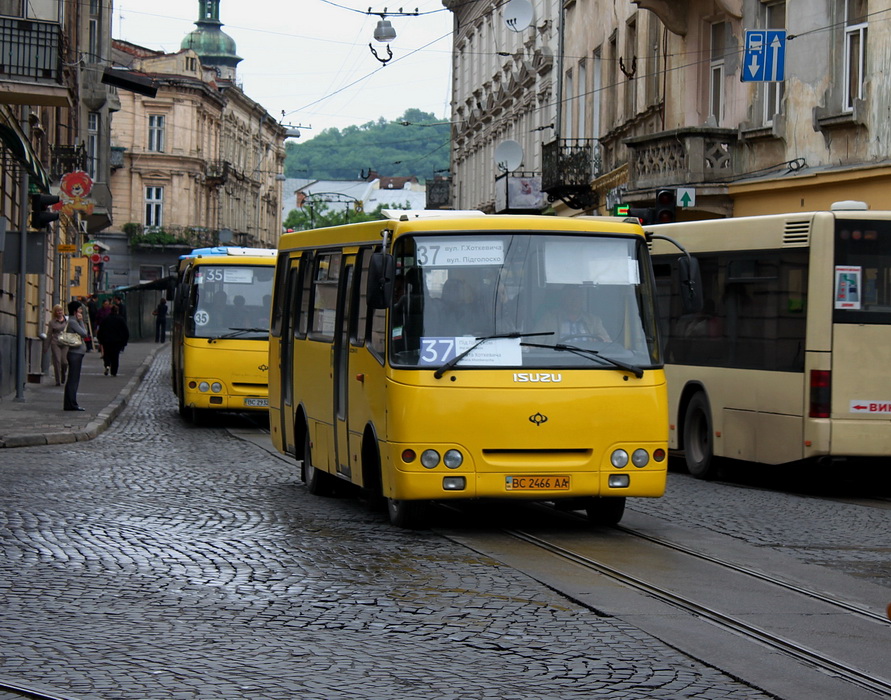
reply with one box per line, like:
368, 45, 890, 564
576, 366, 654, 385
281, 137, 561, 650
270, 214, 669, 523
172, 249, 276, 420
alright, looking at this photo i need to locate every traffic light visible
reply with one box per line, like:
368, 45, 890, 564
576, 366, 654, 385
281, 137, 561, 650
30, 193, 60, 229
627, 207, 655, 225
654, 189, 677, 224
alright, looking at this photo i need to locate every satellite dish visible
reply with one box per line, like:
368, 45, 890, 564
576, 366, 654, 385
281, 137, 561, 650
503, 0, 533, 32
494, 140, 524, 173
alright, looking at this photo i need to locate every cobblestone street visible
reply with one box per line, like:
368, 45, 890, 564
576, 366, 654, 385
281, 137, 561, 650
0, 350, 781, 699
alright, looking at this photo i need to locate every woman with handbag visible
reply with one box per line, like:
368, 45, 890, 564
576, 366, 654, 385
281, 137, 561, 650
45, 304, 69, 386
63, 302, 89, 412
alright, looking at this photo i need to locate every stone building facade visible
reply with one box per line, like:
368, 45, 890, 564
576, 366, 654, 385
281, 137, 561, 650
447, 0, 891, 219
104, 1, 285, 288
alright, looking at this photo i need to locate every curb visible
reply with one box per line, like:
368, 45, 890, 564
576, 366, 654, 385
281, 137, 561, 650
0, 346, 162, 448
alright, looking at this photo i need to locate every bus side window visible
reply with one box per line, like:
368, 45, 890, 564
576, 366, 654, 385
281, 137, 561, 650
356, 247, 386, 362
297, 253, 312, 338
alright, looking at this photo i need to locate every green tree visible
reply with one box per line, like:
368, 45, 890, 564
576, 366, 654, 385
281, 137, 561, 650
284, 109, 450, 181
284, 202, 410, 231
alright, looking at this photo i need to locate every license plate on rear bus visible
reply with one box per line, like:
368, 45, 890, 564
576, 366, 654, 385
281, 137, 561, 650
505, 475, 571, 491
244, 398, 268, 407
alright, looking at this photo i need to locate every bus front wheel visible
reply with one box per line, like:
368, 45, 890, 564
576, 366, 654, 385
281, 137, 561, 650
387, 498, 428, 529
683, 392, 717, 479
585, 497, 625, 526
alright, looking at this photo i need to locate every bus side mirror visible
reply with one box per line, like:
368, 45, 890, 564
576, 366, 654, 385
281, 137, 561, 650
367, 252, 395, 309
677, 255, 703, 315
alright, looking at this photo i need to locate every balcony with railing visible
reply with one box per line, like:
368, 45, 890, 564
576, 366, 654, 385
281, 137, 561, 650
0, 16, 67, 105
541, 138, 601, 210
206, 160, 230, 184
624, 127, 738, 192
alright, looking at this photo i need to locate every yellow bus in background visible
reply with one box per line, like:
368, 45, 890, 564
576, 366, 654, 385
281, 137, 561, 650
650, 202, 891, 478
269, 211, 700, 528
172, 247, 277, 423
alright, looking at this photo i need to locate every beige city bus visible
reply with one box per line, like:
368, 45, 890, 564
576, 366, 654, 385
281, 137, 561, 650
650, 202, 891, 478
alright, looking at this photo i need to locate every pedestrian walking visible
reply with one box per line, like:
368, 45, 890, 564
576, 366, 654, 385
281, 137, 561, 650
44, 303, 69, 386
153, 298, 168, 342
113, 294, 127, 320
63, 302, 89, 411
96, 305, 129, 377
96, 298, 112, 328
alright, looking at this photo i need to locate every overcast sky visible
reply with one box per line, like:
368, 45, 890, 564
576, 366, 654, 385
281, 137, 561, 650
112, 0, 454, 141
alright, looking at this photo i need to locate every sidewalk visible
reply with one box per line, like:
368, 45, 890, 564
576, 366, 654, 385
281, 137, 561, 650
0, 341, 165, 448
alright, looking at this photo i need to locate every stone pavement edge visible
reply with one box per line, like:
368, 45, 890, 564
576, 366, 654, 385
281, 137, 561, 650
0, 341, 164, 448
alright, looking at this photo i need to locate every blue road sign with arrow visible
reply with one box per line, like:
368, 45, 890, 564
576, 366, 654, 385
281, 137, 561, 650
743, 29, 786, 82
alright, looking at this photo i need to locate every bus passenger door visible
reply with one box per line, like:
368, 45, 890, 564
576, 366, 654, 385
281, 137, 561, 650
277, 260, 301, 455
334, 261, 355, 479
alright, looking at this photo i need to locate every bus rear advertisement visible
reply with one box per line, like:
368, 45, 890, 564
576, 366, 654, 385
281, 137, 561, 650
269, 212, 699, 528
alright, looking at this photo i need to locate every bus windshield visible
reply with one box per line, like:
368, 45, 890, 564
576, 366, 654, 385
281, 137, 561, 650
188, 264, 274, 339
390, 232, 661, 370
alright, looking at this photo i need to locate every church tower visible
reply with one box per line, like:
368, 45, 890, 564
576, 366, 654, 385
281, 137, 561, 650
181, 0, 242, 81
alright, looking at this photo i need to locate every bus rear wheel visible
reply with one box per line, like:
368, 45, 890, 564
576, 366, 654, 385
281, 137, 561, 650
585, 497, 626, 526
683, 392, 716, 479
387, 498, 428, 529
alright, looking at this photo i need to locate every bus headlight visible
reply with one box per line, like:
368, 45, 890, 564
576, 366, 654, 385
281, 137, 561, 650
609, 474, 630, 488
211, 382, 222, 393
443, 450, 463, 469
421, 450, 440, 468
198, 381, 210, 392
632, 449, 649, 467
610, 449, 629, 468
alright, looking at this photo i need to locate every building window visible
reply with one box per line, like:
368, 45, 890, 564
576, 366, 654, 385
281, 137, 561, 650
145, 186, 163, 228
591, 48, 602, 141
87, 112, 99, 180
624, 16, 637, 119
564, 69, 574, 138
88, 0, 101, 62
646, 17, 661, 107
709, 21, 727, 124
607, 32, 618, 128
578, 60, 587, 139
763, 2, 786, 124
139, 265, 163, 282
843, 0, 867, 112
148, 115, 165, 152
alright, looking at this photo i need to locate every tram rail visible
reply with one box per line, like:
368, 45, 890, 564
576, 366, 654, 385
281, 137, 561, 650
503, 524, 891, 697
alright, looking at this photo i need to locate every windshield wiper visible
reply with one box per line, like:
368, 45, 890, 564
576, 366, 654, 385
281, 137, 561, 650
520, 342, 644, 378
208, 327, 269, 343
433, 331, 554, 379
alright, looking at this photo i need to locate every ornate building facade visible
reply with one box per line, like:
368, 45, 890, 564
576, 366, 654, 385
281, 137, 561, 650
448, 0, 891, 220
106, 0, 285, 287
0, 0, 116, 396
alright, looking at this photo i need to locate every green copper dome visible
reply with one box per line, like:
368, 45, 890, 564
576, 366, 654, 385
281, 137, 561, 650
181, 0, 242, 73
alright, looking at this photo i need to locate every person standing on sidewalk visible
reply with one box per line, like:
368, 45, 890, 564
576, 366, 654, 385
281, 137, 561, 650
45, 304, 69, 386
96, 305, 129, 377
63, 302, 89, 411
153, 298, 168, 342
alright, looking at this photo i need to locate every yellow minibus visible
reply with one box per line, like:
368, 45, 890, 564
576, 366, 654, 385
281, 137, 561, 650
270, 212, 699, 527
172, 247, 276, 423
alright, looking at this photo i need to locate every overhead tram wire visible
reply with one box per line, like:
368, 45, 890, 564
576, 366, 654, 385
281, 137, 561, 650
282, 30, 452, 121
